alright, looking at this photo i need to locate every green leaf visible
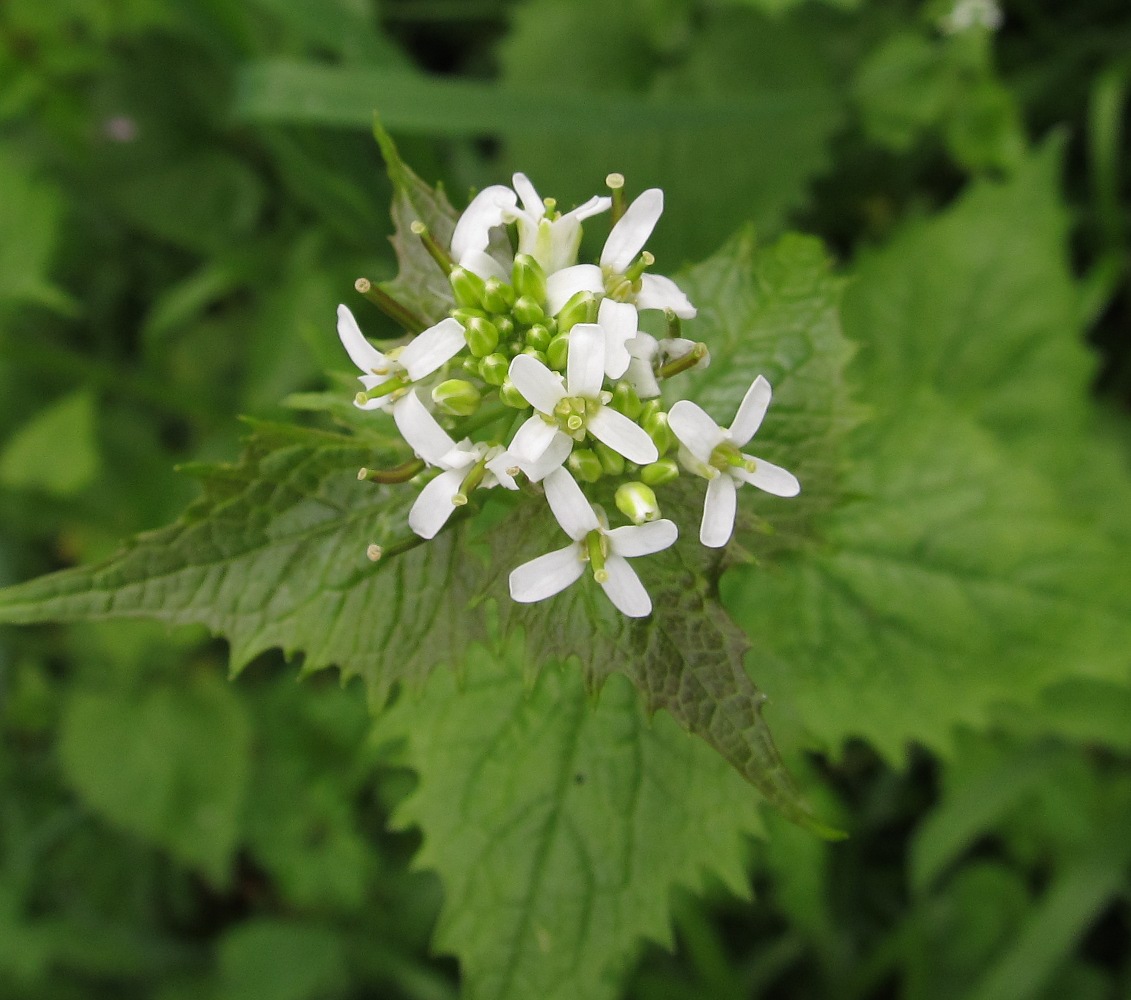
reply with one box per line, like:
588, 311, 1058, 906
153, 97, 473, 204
0, 220, 854, 836
57, 673, 251, 881
383, 644, 768, 1000
0, 390, 100, 496
215, 920, 348, 1000
724, 147, 1131, 763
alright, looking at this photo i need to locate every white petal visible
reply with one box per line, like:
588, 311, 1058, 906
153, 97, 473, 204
510, 414, 560, 464
509, 543, 585, 604
587, 406, 659, 465
438, 442, 479, 471
337, 304, 387, 374
606, 519, 678, 558
398, 317, 466, 381
391, 391, 455, 466
661, 337, 710, 369
511, 173, 543, 218
636, 273, 697, 318
600, 188, 663, 272
485, 450, 519, 490
729, 375, 772, 447
408, 468, 466, 539
543, 467, 600, 540
599, 554, 652, 617
450, 185, 517, 260
509, 355, 565, 415
700, 474, 737, 548
734, 456, 801, 497
561, 195, 612, 223
625, 355, 661, 399
459, 248, 511, 282
667, 400, 726, 465
597, 298, 637, 379
566, 323, 606, 398
519, 430, 572, 483
546, 264, 603, 316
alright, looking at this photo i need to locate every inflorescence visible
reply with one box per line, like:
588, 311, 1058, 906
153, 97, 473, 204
339, 173, 800, 618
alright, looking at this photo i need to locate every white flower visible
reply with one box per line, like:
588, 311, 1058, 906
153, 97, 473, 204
545, 189, 696, 319
508, 467, 677, 617
338, 304, 465, 411
448, 174, 610, 280
667, 375, 799, 548
940, 0, 1003, 33
508, 323, 659, 471
595, 297, 638, 380
392, 390, 518, 539
623, 332, 711, 399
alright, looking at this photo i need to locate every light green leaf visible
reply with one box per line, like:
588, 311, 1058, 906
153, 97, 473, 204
384, 643, 767, 1000
216, 920, 347, 1000
57, 673, 251, 881
0, 390, 100, 496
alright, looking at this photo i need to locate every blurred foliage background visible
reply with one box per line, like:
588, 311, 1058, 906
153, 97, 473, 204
1, 0, 1129, 998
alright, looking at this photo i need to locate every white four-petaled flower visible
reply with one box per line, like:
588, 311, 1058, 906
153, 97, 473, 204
393, 391, 518, 538
338, 304, 464, 411
668, 375, 800, 548
508, 323, 658, 473
509, 467, 677, 617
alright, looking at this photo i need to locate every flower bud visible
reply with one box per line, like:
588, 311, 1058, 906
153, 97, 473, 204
594, 442, 625, 477
546, 333, 570, 371
482, 277, 515, 313
513, 295, 545, 326
568, 448, 604, 483
643, 410, 674, 455
512, 253, 547, 304
556, 291, 596, 333
641, 458, 679, 486
525, 323, 552, 352
639, 399, 663, 423
432, 379, 481, 416
479, 353, 509, 386
452, 306, 487, 326
493, 314, 515, 338
520, 347, 548, 366
465, 316, 500, 358
610, 382, 643, 420
450, 266, 486, 309
615, 481, 660, 524
500, 379, 528, 408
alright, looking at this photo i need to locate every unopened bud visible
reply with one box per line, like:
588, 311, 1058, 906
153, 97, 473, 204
641, 458, 680, 486
525, 323, 552, 351
615, 481, 660, 524
610, 382, 643, 420
450, 267, 486, 309
482, 277, 515, 313
594, 442, 625, 477
513, 295, 545, 325
568, 448, 603, 483
512, 253, 547, 303
480, 353, 509, 386
465, 316, 500, 358
500, 379, 528, 408
521, 347, 548, 366
493, 314, 515, 338
643, 410, 674, 455
556, 290, 597, 333
546, 333, 570, 371
432, 379, 481, 416
452, 306, 487, 326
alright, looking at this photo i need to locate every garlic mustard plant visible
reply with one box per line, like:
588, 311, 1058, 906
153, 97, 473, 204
339, 174, 800, 616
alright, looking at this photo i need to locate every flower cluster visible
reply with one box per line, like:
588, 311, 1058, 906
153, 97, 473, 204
339, 173, 799, 617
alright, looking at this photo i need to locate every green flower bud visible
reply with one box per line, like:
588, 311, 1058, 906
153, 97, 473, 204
639, 399, 663, 423
556, 291, 597, 333
452, 306, 487, 326
525, 323, 552, 352
500, 378, 528, 409
641, 458, 680, 486
546, 333, 570, 371
520, 347, 548, 366
493, 314, 515, 338
643, 410, 674, 455
594, 441, 625, 477
568, 448, 603, 483
465, 316, 500, 358
482, 277, 515, 313
450, 266, 486, 309
461, 356, 480, 374
480, 353, 509, 386
431, 379, 481, 416
610, 382, 643, 420
512, 253, 547, 304
615, 481, 660, 524
513, 295, 545, 326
